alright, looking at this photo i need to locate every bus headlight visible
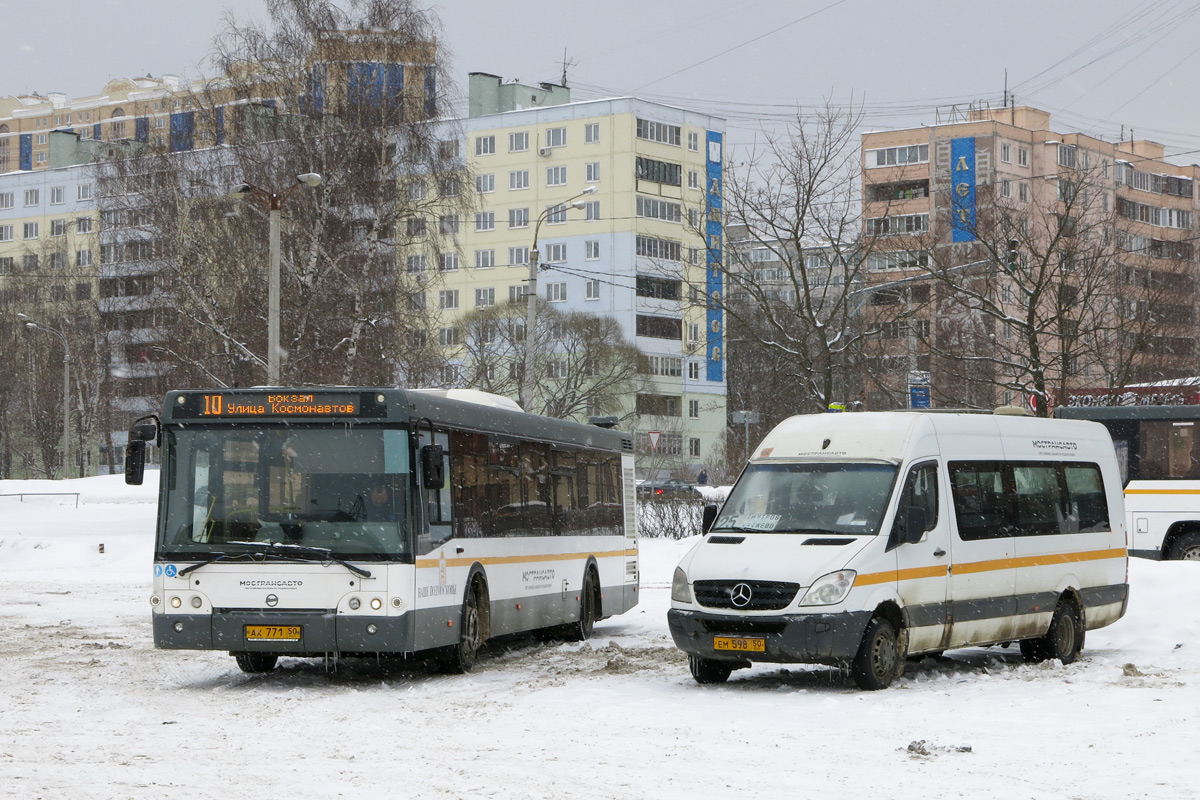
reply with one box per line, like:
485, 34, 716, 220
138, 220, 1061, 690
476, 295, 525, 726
348, 597, 361, 610
799, 570, 856, 606
671, 567, 693, 604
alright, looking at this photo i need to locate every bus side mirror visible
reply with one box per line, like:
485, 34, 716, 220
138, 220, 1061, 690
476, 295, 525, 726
421, 444, 445, 489
903, 506, 927, 545
125, 441, 146, 486
701, 504, 718, 534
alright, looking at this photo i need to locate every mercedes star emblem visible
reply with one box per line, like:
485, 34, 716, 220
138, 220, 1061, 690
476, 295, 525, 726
730, 582, 753, 608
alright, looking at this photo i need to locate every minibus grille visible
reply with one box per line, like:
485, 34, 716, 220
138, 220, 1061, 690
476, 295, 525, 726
699, 618, 787, 635
693, 580, 800, 611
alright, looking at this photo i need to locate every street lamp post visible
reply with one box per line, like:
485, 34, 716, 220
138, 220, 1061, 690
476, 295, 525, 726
18, 313, 71, 477
232, 173, 323, 385
521, 185, 597, 412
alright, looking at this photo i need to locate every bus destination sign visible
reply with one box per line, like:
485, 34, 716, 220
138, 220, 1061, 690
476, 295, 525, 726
174, 392, 364, 419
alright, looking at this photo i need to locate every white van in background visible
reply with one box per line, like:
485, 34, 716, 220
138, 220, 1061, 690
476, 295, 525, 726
668, 410, 1129, 689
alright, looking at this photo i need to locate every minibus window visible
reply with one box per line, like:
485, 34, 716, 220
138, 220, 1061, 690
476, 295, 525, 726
951, 460, 1110, 539
712, 463, 897, 535
893, 462, 939, 542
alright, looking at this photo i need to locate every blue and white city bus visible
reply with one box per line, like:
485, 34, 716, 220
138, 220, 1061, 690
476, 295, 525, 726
125, 387, 638, 672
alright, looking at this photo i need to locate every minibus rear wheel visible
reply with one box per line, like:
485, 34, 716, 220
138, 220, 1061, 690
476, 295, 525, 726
851, 617, 905, 690
689, 655, 734, 684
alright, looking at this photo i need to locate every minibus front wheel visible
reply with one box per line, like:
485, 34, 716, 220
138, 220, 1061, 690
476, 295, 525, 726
851, 616, 906, 690
689, 654, 735, 684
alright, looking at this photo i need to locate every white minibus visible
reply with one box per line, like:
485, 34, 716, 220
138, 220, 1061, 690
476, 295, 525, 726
668, 410, 1128, 689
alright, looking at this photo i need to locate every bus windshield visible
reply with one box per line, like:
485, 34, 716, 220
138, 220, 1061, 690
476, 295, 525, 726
161, 425, 411, 560
712, 462, 897, 535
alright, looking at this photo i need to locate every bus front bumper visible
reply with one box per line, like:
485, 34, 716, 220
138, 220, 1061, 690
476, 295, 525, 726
667, 608, 872, 665
153, 611, 414, 654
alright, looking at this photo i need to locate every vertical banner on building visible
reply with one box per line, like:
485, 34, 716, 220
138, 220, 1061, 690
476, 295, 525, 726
950, 136, 976, 242
706, 130, 724, 383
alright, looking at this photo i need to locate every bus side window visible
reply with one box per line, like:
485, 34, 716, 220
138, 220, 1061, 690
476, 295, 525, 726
893, 461, 938, 544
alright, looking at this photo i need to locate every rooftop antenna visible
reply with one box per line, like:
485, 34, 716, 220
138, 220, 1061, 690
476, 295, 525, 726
560, 49, 577, 88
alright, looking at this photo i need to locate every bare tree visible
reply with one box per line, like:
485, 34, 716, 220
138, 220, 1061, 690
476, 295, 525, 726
457, 300, 646, 420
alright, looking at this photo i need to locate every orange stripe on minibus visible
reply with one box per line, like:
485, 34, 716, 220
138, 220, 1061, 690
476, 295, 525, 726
1125, 488, 1200, 495
856, 547, 1126, 585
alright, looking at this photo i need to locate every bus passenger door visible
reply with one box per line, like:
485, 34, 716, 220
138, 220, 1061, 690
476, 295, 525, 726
946, 461, 1017, 648
413, 430, 461, 652
891, 461, 950, 654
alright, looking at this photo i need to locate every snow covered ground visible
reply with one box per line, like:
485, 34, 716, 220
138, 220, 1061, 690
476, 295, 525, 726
1, 474, 1198, 799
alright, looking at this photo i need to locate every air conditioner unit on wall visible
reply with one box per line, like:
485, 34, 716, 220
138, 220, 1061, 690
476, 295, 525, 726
538, 147, 551, 157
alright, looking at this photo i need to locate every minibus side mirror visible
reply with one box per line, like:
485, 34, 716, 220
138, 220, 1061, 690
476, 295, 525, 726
903, 506, 927, 545
701, 504, 719, 534
124, 441, 146, 486
421, 444, 445, 489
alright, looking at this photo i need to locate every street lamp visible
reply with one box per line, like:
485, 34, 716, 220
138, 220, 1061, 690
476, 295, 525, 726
232, 172, 323, 385
521, 185, 598, 411
18, 313, 71, 478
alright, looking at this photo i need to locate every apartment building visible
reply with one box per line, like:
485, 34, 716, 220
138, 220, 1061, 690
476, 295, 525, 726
440, 74, 727, 471
860, 104, 1199, 409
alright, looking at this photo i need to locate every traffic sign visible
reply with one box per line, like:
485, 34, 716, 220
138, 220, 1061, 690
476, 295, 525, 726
648, 430, 661, 452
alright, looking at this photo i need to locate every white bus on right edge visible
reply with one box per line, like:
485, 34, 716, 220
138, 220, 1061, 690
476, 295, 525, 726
668, 409, 1129, 690
1057, 405, 1200, 560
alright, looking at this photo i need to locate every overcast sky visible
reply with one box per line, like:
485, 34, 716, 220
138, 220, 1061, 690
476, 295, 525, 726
6, 0, 1200, 160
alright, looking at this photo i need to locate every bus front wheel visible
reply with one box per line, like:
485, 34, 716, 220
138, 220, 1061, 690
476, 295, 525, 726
441, 579, 487, 674
851, 616, 905, 690
689, 654, 733, 684
233, 652, 278, 673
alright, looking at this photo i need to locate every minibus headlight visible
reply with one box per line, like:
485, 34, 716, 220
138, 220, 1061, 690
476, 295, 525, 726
799, 570, 857, 606
671, 567, 693, 604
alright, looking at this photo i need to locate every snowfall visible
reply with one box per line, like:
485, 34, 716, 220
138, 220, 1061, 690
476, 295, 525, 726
1, 475, 1197, 799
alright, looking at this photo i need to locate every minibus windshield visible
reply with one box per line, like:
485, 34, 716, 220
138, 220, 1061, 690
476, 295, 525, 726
712, 462, 897, 535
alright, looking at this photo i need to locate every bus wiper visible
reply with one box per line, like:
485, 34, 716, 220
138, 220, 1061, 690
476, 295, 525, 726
177, 550, 298, 577
228, 541, 372, 578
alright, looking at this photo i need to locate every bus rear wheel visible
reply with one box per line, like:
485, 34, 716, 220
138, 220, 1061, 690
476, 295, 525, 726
565, 569, 599, 642
234, 652, 278, 673
441, 579, 487, 674
1168, 532, 1200, 560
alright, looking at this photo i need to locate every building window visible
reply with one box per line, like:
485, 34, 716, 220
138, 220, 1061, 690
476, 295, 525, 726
51, 219, 68, 236
636, 118, 681, 146
584, 200, 600, 221
509, 285, 525, 304
476, 174, 495, 194
438, 140, 460, 159
688, 170, 700, 190
509, 131, 529, 152
439, 327, 460, 347
76, 249, 92, 267
77, 184, 93, 201
407, 217, 427, 237
0, 256, 12, 272
585, 240, 600, 260
23, 254, 38, 272
75, 217, 92, 234
864, 213, 929, 236
636, 314, 683, 339
546, 204, 567, 224
439, 214, 460, 235
509, 208, 529, 229
475, 287, 495, 308
23, 222, 39, 239
439, 289, 459, 309
0, 192, 12, 209
50, 186, 66, 204
75, 282, 92, 300
1019, 182, 1029, 202
406, 254, 427, 272
509, 246, 529, 266
586, 162, 600, 183
688, 399, 700, 419
545, 127, 566, 148
689, 437, 701, 458
586, 279, 600, 300
868, 144, 929, 167
408, 292, 426, 312
545, 243, 567, 263
509, 170, 529, 190
1018, 147, 1029, 167
475, 135, 495, 156
24, 189, 39, 207
36, 133, 48, 145
49, 252, 65, 270
546, 282, 567, 301
1057, 144, 1076, 169
636, 196, 682, 222
636, 156, 682, 186
645, 356, 683, 376
688, 362, 700, 380
439, 178, 461, 198
0, 224, 12, 242
585, 122, 600, 143
439, 252, 460, 271
546, 166, 567, 186
637, 235, 682, 261
1001, 179, 1011, 198
475, 212, 495, 232
475, 249, 495, 269
688, 131, 700, 151
1000, 143, 1011, 163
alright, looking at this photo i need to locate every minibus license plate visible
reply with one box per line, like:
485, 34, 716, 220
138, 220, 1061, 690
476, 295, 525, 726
713, 636, 765, 653
245, 625, 301, 642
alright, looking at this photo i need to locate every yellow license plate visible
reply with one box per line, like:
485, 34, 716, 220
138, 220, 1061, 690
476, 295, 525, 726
245, 625, 301, 642
713, 636, 765, 653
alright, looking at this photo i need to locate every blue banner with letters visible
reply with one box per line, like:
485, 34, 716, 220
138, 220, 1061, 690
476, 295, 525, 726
950, 137, 976, 242
706, 131, 724, 383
